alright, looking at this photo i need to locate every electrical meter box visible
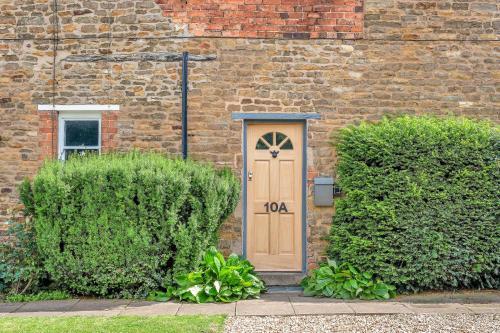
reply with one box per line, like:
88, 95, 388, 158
314, 177, 334, 206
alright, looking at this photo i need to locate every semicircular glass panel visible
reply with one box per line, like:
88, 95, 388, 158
255, 131, 293, 150
280, 138, 293, 150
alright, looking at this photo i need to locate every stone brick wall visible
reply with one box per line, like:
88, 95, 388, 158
0, 1, 53, 39
365, 0, 499, 40
0, 0, 182, 39
0, 0, 499, 267
154, 0, 364, 39
0, 39, 52, 227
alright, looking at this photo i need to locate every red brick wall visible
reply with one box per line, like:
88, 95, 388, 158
101, 112, 119, 153
38, 111, 118, 160
38, 112, 58, 159
155, 0, 363, 39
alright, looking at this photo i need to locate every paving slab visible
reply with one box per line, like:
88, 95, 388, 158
67, 299, 130, 312
349, 302, 412, 314
0, 302, 24, 313
122, 301, 180, 315
393, 290, 500, 304
1, 294, 499, 317
254, 293, 289, 300
236, 296, 294, 316
6, 311, 67, 317
15, 299, 80, 313
178, 302, 236, 315
60, 310, 123, 317
465, 303, 500, 314
290, 297, 354, 315
405, 303, 472, 314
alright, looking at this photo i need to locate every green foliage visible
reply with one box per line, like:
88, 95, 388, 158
147, 247, 265, 303
5, 290, 71, 303
301, 260, 396, 300
0, 217, 45, 295
328, 116, 499, 292
20, 152, 240, 297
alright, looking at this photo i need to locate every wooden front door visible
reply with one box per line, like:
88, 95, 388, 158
246, 123, 303, 271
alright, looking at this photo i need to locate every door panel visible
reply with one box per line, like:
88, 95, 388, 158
278, 214, 294, 254
279, 160, 294, 201
253, 160, 270, 201
254, 214, 270, 254
246, 123, 303, 271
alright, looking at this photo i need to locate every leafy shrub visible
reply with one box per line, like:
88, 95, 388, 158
6, 290, 70, 303
301, 260, 396, 300
20, 152, 240, 297
0, 216, 45, 295
147, 247, 265, 303
328, 116, 499, 292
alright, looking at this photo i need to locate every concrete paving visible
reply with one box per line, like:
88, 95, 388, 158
178, 303, 236, 315
290, 297, 354, 315
0, 292, 498, 317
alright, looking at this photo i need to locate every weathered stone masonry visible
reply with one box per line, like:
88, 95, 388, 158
0, 0, 498, 268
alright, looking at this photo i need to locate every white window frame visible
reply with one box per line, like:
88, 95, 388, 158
58, 111, 102, 161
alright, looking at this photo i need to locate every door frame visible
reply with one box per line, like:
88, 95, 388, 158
242, 119, 308, 273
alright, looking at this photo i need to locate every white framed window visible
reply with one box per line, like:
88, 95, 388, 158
58, 111, 101, 160
38, 104, 119, 161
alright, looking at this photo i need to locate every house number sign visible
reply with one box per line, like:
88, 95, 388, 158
264, 202, 288, 213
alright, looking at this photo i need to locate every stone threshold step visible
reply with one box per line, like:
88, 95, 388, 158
258, 272, 305, 286
266, 286, 302, 294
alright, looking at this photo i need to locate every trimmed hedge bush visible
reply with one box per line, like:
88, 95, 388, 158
20, 152, 240, 297
328, 116, 499, 292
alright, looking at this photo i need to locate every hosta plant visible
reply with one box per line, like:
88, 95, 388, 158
301, 260, 396, 300
148, 247, 265, 303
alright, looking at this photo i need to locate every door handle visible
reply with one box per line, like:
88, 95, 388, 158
248, 171, 253, 181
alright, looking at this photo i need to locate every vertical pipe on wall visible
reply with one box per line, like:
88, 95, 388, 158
181, 51, 188, 159
51, 0, 60, 159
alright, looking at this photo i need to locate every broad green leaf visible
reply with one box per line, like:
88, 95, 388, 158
214, 280, 221, 292
188, 285, 202, 297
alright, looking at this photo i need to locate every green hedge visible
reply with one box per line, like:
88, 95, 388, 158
20, 152, 240, 297
328, 116, 499, 292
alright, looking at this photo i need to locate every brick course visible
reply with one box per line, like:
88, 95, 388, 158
0, 0, 498, 268
154, 0, 364, 39
38, 112, 57, 159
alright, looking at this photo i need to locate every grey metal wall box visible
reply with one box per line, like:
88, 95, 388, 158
314, 177, 334, 206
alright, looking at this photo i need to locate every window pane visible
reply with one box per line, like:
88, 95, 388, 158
256, 138, 269, 150
281, 139, 293, 150
262, 132, 273, 146
276, 132, 287, 146
65, 120, 99, 146
64, 149, 99, 160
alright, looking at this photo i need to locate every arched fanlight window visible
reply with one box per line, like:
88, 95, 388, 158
256, 132, 293, 151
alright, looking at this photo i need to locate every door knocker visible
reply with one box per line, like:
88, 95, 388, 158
270, 150, 279, 158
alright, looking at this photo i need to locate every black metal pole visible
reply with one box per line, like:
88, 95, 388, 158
181, 51, 188, 159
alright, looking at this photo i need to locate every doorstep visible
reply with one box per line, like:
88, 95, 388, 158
258, 272, 305, 286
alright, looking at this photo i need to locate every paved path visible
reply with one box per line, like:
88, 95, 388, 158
1, 292, 499, 317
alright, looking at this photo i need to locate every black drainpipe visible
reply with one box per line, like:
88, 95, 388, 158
181, 51, 188, 160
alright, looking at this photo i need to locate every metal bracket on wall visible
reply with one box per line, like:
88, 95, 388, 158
333, 184, 342, 196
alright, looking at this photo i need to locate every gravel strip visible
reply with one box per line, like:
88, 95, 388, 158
224, 314, 500, 333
